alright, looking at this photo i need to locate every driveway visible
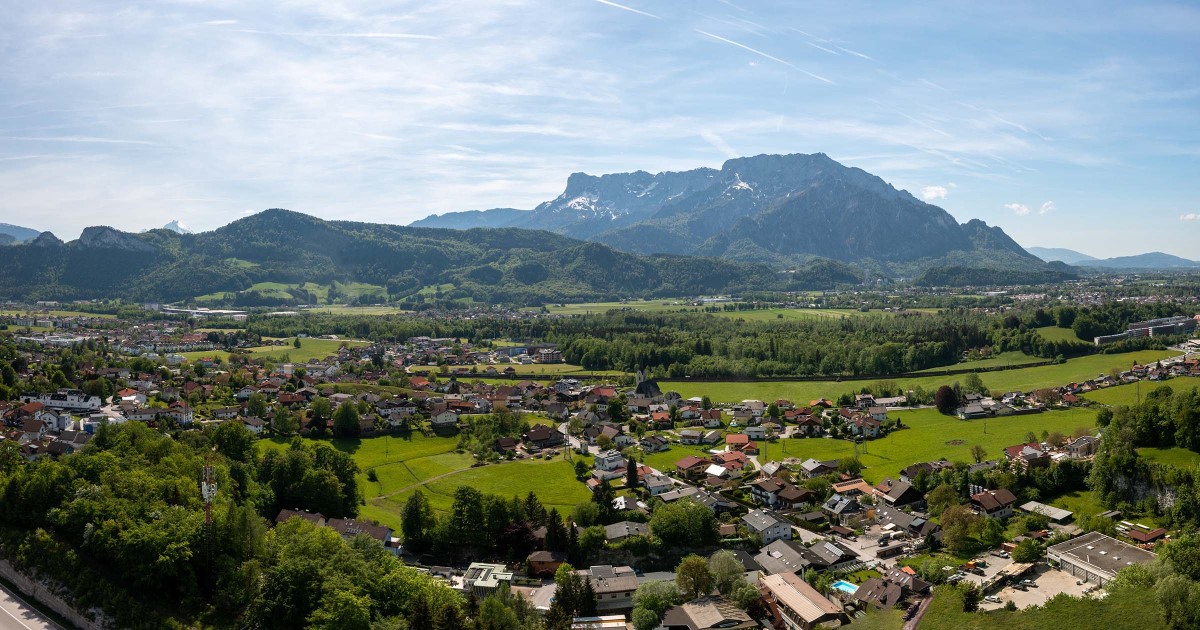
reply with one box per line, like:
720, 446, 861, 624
979, 564, 1092, 610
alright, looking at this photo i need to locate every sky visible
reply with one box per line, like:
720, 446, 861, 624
1, 0, 1198, 258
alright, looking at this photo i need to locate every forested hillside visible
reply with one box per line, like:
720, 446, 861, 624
0, 209, 859, 304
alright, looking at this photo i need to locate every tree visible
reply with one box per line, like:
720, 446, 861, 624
309, 396, 332, 435
926, 484, 960, 517
573, 459, 589, 480
273, 405, 299, 435
1163, 534, 1200, 581
708, 550, 745, 594
632, 580, 681, 619
934, 386, 958, 415
650, 499, 717, 546
675, 555, 714, 600
970, 444, 986, 464
401, 491, 437, 552
980, 517, 1005, 548
211, 421, 256, 462
332, 402, 360, 438
940, 505, 981, 554
767, 402, 781, 421
626, 456, 639, 490
632, 607, 660, 630
1011, 538, 1043, 563
293, 338, 302, 349
963, 372, 987, 395
247, 392, 268, 419
448, 486, 485, 548
957, 582, 982, 612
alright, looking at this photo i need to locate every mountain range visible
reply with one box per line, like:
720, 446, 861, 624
0, 222, 41, 246
412, 153, 1061, 282
0, 209, 860, 303
1027, 247, 1200, 269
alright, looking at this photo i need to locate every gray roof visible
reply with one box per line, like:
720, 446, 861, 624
742, 508, 789, 533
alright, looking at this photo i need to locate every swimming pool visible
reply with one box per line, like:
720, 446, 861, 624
832, 580, 859, 594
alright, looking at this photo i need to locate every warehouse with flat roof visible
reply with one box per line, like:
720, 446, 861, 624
1046, 532, 1156, 586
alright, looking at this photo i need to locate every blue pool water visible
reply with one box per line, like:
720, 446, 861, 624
832, 580, 859, 594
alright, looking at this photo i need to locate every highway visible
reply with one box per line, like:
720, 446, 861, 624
0, 582, 61, 630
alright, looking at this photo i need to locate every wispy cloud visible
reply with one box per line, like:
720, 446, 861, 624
1181, 213, 1200, 222
835, 45, 873, 61
592, 0, 659, 19
807, 42, 840, 55
7, 136, 158, 145
921, 185, 948, 201
700, 130, 738, 158
1039, 201, 1055, 214
233, 29, 440, 39
694, 29, 832, 84
1006, 202, 1031, 216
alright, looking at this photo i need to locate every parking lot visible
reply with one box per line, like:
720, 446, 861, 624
979, 563, 1093, 610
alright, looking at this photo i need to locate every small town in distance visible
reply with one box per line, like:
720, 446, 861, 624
1, 281, 1199, 629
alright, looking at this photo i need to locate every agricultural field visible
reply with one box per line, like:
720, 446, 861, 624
913, 351, 1048, 373
260, 433, 592, 530
544, 300, 704, 315
1082, 376, 1200, 406
0, 309, 117, 319
1136, 446, 1200, 470
437, 363, 627, 377
769, 407, 1099, 484
661, 349, 1177, 403
1036, 325, 1085, 343
178, 337, 369, 364
194, 280, 388, 304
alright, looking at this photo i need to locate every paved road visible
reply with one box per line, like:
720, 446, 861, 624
0, 583, 61, 630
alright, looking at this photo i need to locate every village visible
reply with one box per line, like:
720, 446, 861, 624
3, 317, 1199, 629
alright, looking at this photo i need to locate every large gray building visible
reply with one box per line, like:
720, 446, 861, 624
1046, 532, 1157, 586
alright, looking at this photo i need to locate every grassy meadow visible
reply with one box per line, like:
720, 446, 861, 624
768, 407, 1098, 484
661, 349, 1176, 403
1082, 376, 1200, 407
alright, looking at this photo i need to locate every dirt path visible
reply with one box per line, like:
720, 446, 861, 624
371, 466, 474, 500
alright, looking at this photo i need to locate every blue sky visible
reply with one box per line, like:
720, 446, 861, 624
2, 0, 1198, 257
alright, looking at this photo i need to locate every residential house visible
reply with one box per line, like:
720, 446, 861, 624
675, 456, 710, 479
899, 459, 953, 484
463, 563, 514, 598
242, 416, 264, 435
604, 521, 648, 543
640, 435, 670, 452
970, 488, 1018, 519
1067, 435, 1099, 459
579, 565, 638, 614
526, 550, 567, 578
679, 429, 703, 445
821, 494, 865, 526
660, 596, 754, 630
742, 508, 792, 544
759, 572, 847, 630
643, 473, 673, 496
874, 478, 923, 508
594, 450, 625, 471
523, 425, 566, 449
1004, 442, 1050, 468
799, 458, 839, 479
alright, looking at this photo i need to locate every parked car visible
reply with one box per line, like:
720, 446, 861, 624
984, 595, 1002, 604
1021, 579, 1036, 587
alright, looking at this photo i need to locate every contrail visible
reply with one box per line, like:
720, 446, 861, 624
695, 29, 833, 84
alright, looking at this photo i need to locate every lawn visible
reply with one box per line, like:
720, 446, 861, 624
769, 407, 1099, 484
1136, 446, 1200, 470
916, 581, 1163, 630
641, 443, 719, 472
661, 350, 1177, 403
1036, 325, 1085, 343
1082, 376, 1200, 407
